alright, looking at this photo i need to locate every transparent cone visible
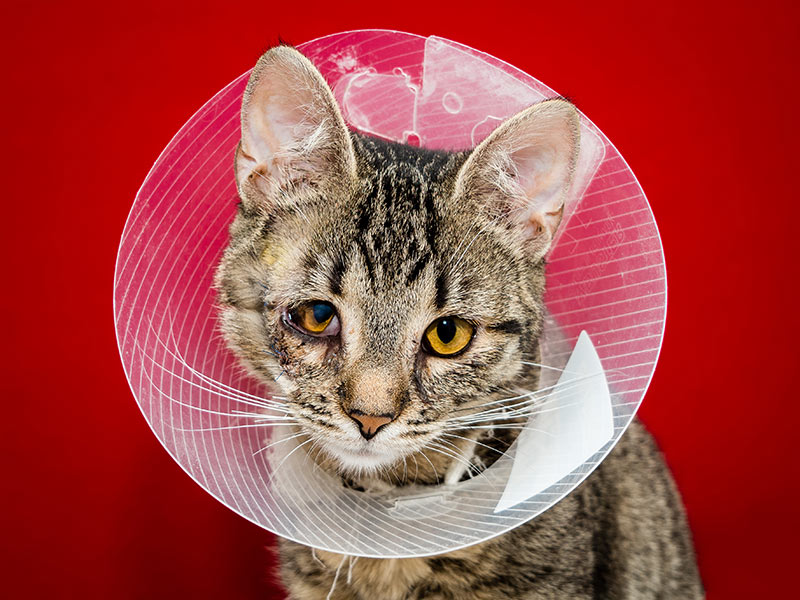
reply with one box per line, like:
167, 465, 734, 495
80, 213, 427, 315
114, 30, 666, 558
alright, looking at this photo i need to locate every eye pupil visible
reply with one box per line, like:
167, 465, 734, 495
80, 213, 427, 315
423, 316, 474, 357
437, 319, 457, 344
312, 303, 333, 324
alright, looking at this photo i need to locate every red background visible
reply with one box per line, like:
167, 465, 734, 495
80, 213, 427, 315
3, 1, 798, 598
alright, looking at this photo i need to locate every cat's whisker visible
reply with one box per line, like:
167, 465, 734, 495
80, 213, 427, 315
411, 453, 420, 485
347, 556, 358, 586
518, 360, 579, 374
164, 351, 289, 408
310, 442, 328, 476
450, 371, 605, 421
424, 442, 483, 482
229, 407, 289, 418
381, 463, 399, 486
415, 447, 440, 483
443, 220, 482, 276
450, 391, 560, 423
439, 431, 515, 461
450, 395, 581, 427
448, 394, 585, 427
452, 394, 604, 428
267, 437, 314, 485
519, 355, 626, 379
446, 424, 555, 437
299, 439, 332, 482
425, 438, 479, 472
253, 431, 307, 457
147, 357, 291, 412
431, 439, 481, 485
326, 553, 348, 600
520, 346, 629, 377
149, 363, 291, 413
435, 437, 504, 492
142, 342, 288, 409
301, 439, 319, 470
174, 420, 298, 434
311, 547, 326, 569
146, 318, 289, 409
449, 376, 576, 416
139, 362, 289, 421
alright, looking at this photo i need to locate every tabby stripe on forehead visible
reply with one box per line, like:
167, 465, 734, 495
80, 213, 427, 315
328, 253, 347, 296
357, 237, 375, 283
406, 253, 428, 285
301, 251, 319, 274
355, 192, 376, 284
423, 182, 438, 251
406, 190, 438, 285
435, 270, 449, 309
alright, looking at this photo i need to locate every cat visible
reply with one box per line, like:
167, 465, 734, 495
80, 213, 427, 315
215, 45, 704, 600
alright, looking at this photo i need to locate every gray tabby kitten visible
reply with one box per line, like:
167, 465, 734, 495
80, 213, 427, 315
215, 46, 703, 599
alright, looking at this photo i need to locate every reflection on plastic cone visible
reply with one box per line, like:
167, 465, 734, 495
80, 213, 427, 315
114, 30, 665, 558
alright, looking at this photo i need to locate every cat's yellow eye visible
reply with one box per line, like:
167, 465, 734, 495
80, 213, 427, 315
422, 317, 474, 357
286, 302, 340, 337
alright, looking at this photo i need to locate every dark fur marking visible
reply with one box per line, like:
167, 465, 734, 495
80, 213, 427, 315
435, 270, 449, 309
406, 236, 418, 261
428, 557, 468, 571
413, 365, 433, 406
305, 400, 332, 416
581, 467, 614, 596
398, 430, 428, 438
423, 186, 438, 251
355, 201, 376, 284
406, 252, 428, 285
357, 238, 375, 283
328, 253, 346, 296
488, 319, 523, 335
355, 198, 371, 234
300, 250, 318, 276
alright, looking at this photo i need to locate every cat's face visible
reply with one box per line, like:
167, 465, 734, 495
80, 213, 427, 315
216, 47, 579, 480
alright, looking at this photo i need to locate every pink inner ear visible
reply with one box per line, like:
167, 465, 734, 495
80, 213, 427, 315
244, 84, 313, 174
509, 141, 571, 240
523, 203, 565, 242
514, 136, 571, 198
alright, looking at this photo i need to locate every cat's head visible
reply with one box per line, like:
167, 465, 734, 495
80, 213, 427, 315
216, 47, 579, 480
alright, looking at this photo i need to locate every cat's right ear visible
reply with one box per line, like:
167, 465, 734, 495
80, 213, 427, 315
236, 46, 356, 206
454, 99, 580, 261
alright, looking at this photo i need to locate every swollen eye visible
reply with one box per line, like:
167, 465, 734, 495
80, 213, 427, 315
286, 302, 340, 336
422, 317, 474, 357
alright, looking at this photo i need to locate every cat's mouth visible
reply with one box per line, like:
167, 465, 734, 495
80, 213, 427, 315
320, 436, 405, 474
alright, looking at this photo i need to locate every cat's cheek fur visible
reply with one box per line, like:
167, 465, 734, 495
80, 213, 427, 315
218, 308, 276, 377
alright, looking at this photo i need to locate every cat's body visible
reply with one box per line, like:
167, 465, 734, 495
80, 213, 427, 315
279, 421, 701, 600
215, 46, 703, 599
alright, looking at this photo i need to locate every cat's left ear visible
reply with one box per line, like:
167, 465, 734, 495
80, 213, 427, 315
454, 99, 580, 259
236, 46, 357, 205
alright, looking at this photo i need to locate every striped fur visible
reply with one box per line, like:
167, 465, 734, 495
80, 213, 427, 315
215, 46, 703, 599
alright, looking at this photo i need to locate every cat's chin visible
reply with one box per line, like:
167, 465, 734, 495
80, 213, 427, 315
321, 440, 401, 476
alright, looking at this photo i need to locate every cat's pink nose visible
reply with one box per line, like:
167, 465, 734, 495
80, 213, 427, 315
348, 410, 394, 440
